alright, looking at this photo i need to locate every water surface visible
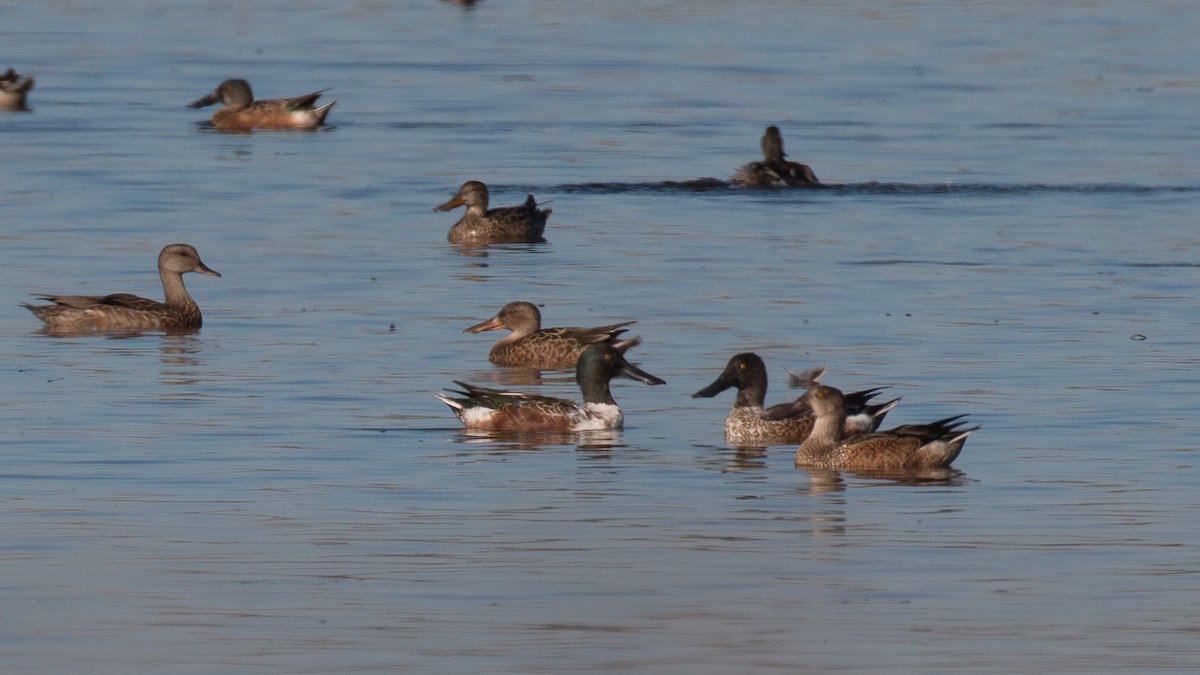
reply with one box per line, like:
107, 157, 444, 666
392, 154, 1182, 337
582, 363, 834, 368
3, 1, 1200, 672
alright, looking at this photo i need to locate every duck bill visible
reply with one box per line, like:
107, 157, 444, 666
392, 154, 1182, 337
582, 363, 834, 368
463, 315, 504, 334
434, 194, 466, 212
187, 90, 220, 109
691, 372, 733, 399
195, 262, 222, 278
620, 361, 665, 386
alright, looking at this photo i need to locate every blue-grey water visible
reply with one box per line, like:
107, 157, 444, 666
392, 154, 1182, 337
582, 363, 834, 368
3, 1, 1199, 672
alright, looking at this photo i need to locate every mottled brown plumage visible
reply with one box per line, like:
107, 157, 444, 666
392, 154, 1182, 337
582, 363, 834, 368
794, 384, 977, 471
692, 354, 897, 446
464, 301, 639, 369
435, 181, 550, 245
23, 244, 221, 335
730, 125, 820, 188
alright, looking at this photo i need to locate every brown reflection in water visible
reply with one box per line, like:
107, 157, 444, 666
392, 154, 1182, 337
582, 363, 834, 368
724, 445, 768, 472
798, 466, 969, 491
450, 428, 623, 454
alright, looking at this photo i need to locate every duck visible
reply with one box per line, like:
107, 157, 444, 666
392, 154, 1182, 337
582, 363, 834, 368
23, 244, 221, 335
187, 79, 334, 130
793, 384, 978, 471
464, 301, 640, 369
435, 180, 550, 245
692, 353, 897, 446
437, 343, 665, 432
730, 125, 820, 188
0, 68, 34, 110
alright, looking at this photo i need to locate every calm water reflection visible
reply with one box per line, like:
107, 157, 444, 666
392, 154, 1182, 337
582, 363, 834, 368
3, 1, 1200, 672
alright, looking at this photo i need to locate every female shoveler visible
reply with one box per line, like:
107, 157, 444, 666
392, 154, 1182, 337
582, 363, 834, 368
794, 384, 978, 471
188, 79, 334, 130
692, 353, 897, 446
23, 244, 221, 335
435, 180, 550, 245
464, 301, 640, 370
437, 343, 665, 432
0, 68, 34, 110
730, 125, 820, 188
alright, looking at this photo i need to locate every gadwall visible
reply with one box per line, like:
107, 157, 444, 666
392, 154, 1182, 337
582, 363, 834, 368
0, 68, 34, 111
435, 180, 550, 245
692, 354, 897, 446
24, 244, 221, 334
437, 344, 665, 432
730, 125, 820, 188
793, 384, 978, 471
188, 79, 334, 130
464, 301, 640, 369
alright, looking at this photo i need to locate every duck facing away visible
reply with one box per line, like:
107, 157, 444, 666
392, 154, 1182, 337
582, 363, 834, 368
465, 301, 640, 370
730, 125, 820, 188
23, 244, 221, 335
0, 68, 34, 110
692, 353, 898, 446
437, 343, 665, 432
793, 384, 978, 471
435, 180, 550, 245
188, 79, 334, 130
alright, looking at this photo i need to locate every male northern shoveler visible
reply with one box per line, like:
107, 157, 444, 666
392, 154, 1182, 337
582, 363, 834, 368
793, 384, 978, 471
435, 180, 550, 245
464, 301, 640, 370
692, 353, 897, 446
23, 244, 221, 335
437, 343, 665, 432
0, 68, 34, 110
730, 125, 820, 188
188, 79, 334, 130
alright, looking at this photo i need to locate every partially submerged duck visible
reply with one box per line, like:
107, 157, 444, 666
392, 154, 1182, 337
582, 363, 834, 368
793, 384, 978, 471
23, 244, 221, 335
692, 353, 897, 446
437, 343, 665, 432
0, 68, 34, 110
435, 180, 550, 245
464, 301, 640, 369
188, 79, 334, 130
730, 125, 820, 188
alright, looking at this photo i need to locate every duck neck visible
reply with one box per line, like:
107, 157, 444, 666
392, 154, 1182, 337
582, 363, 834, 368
578, 375, 616, 406
799, 408, 844, 456
161, 272, 196, 309
734, 379, 766, 409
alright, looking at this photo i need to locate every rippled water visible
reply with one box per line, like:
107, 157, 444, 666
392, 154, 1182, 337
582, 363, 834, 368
3, 1, 1200, 672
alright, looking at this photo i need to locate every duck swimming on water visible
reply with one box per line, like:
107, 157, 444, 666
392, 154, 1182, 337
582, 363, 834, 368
23, 244, 221, 335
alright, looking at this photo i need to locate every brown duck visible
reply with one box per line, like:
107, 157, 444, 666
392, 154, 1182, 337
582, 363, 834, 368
730, 125, 820, 188
465, 301, 640, 369
435, 181, 550, 245
692, 354, 898, 446
188, 79, 334, 131
23, 244, 221, 335
794, 384, 977, 470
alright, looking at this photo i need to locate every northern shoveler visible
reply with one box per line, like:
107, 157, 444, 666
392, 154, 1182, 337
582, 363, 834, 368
793, 384, 978, 471
437, 343, 665, 432
435, 180, 550, 245
730, 125, 820, 188
0, 68, 34, 110
464, 301, 640, 369
23, 244, 221, 335
188, 79, 334, 130
692, 353, 897, 446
